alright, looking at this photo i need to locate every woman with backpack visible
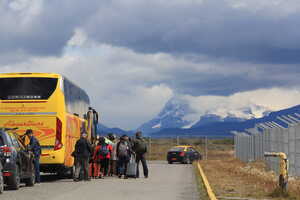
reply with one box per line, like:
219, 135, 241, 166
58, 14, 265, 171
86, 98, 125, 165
93, 137, 112, 178
116, 135, 133, 179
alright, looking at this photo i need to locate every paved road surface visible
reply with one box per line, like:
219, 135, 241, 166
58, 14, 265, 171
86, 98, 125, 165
1, 161, 199, 200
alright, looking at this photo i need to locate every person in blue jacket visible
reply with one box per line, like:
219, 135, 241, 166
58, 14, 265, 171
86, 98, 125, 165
25, 129, 41, 184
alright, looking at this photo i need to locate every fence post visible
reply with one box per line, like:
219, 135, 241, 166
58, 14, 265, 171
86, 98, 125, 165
295, 124, 300, 176
205, 136, 208, 160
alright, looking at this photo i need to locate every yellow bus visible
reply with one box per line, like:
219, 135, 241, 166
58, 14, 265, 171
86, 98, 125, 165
0, 73, 94, 175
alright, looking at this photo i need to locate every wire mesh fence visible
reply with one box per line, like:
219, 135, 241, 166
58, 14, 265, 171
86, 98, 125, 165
234, 120, 300, 177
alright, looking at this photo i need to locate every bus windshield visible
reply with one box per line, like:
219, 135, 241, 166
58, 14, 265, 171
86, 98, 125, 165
0, 77, 58, 100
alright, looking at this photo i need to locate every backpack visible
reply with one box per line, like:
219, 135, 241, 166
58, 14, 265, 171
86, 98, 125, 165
97, 144, 109, 157
118, 142, 128, 157
134, 139, 147, 154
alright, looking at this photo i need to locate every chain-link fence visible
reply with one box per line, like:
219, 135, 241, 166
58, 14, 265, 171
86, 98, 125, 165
234, 120, 300, 177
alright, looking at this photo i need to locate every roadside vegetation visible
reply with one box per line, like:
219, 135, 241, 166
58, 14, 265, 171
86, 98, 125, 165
148, 138, 300, 200
193, 162, 209, 200
146, 137, 233, 160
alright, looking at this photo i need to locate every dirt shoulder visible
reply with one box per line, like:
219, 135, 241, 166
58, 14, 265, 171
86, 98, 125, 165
201, 150, 300, 200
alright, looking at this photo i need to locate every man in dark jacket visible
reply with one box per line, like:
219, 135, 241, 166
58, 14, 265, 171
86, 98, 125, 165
133, 131, 148, 178
74, 132, 92, 181
25, 129, 41, 183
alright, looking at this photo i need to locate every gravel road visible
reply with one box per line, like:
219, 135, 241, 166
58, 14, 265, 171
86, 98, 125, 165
1, 161, 199, 200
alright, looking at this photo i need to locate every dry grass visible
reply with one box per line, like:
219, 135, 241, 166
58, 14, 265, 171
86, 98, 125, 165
193, 161, 210, 200
200, 149, 300, 200
148, 138, 300, 200
146, 138, 233, 160
147, 142, 174, 160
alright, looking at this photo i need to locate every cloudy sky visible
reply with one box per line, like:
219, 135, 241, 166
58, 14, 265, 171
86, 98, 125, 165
1, 0, 300, 129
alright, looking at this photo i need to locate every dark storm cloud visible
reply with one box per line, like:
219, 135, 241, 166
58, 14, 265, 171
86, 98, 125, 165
2, 0, 300, 64
84, 0, 300, 64
2, 0, 300, 98
0, 0, 99, 57
157, 60, 300, 96
172, 73, 288, 96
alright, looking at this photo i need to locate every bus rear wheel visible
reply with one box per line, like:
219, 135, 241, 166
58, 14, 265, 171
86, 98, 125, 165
56, 166, 75, 179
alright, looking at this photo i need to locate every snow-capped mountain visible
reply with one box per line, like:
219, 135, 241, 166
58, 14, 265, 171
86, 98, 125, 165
137, 96, 272, 135
137, 97, 192, 134
191, 104, 270, 128
151, 104, 300, 138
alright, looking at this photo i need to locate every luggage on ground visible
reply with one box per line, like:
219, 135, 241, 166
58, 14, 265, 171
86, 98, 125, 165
126, 155, 137, 178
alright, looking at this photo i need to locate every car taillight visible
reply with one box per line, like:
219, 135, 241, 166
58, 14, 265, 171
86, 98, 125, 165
54, 117, 63, 151
0, 146, 12, 157
3, 172, 12, 177
179, 152, 185, 157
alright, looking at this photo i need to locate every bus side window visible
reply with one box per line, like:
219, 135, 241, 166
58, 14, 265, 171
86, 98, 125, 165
0, 136, 4, 146
63, 77, 90, 117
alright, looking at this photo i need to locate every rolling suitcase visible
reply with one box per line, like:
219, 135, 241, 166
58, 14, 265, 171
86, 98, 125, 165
126, 155, 137, 178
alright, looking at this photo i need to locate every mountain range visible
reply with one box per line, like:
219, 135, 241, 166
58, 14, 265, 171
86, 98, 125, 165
137, 97, 271, 136
97, 97, 300, 138
149, 104, 300, 137
97, 123, 133, 136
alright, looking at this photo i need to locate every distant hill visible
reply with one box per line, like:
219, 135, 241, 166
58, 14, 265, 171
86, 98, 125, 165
97, 123, 133, 136
190, 114, 245, 128
150, 104, 300, 138
97, 101, 300, 138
